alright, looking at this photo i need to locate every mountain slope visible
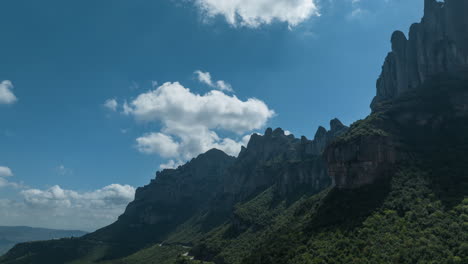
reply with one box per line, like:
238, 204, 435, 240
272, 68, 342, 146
206, 75, 468, 264
0, 226, 86, 256
0, 123, 341, 263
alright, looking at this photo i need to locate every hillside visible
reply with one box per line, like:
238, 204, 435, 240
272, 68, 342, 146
1, 0, 467, 263
0, 226, 86, 256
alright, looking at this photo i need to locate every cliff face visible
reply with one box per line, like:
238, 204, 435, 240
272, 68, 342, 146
122, 149, 235, 226
222, 119, 348, 200
326, 135, 399, 189
326, 0, 468, 189
328, 75, 468, 189
371, 0, 468, 110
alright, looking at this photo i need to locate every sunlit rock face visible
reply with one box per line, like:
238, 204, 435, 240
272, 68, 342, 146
371, 0, 468, 110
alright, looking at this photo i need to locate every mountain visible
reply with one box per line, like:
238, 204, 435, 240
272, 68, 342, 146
0, 122, 344, 263
1, 0, 467, 263
0, 226, 86, 255
371, 0, 468, 110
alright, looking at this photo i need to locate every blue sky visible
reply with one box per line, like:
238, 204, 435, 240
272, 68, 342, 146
0, 0, 423, 231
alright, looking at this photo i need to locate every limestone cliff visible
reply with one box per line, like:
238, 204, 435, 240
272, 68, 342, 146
326, 0, 468, 190
222, 119, 348, 201
371, 0, 468, 110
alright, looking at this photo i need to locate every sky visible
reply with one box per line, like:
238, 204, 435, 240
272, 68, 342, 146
0, 0, 423, 231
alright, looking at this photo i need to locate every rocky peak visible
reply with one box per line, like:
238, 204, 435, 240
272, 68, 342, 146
329, 118, 348, 136
242, 127, 298, 162
371, 0, 468, 110
314, 126, 327, 141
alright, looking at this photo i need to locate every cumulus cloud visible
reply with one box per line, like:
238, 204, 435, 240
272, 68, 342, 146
0, 178, 19, 188
103, 98, 118, 111
159, 160, 185, 170
124, 81, 273, 167
0, 80, 17, 105
136, 133, 180, 158
0, 166, 20, 188
194, 70, 233, 92
126, 82, 273, 133
0, 166, 13, 177
0, 184, 135, 231
193, 0, 319, 28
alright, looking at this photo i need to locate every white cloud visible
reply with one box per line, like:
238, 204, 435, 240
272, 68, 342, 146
136, 126, 255, 161
0, 80, 17, 105
103, 98, 118, 111
0, 184, 135, 231
0, 166, 13, 177
125, 81, 273, 165
0, 166, 24, 189
126, 82, 273, 134
136, 133, 180, 158
193, 0, 319, 28
194, 70, 233, 92
159, 160, 185, 170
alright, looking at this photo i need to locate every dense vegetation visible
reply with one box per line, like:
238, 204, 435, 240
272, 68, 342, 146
177, 80, 468, 264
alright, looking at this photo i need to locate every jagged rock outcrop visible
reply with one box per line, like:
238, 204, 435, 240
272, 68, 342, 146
326, 0, 468, 190
222, 119, 348, 200
371, 0, 468, 110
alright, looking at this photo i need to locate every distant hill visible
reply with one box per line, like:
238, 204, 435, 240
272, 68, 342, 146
0, 226, 86, 255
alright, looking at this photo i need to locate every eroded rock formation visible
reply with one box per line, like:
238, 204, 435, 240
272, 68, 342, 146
371, 0, 468, 110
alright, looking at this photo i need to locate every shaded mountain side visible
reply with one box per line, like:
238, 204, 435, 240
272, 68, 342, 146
0, 121, 345, 264
328, 74, 468, 190
88, 149, 237, 249
0, 226, 86, 255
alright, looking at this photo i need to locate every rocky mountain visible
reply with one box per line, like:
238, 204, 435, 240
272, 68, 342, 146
0, 226, 86, 255
328, 0, 468, 190
1, 0, 467, 263
0, 119, 345, 263
372, 0, 468, 110
89, 121, 346, 249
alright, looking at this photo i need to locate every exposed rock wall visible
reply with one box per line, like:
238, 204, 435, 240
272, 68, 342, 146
326, 0, 468, 190
328, 76, 468, 190
122, 149, 235, 226
222, 119, 348, 200
371, 0, 468, 110
326, 135, 398, 189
